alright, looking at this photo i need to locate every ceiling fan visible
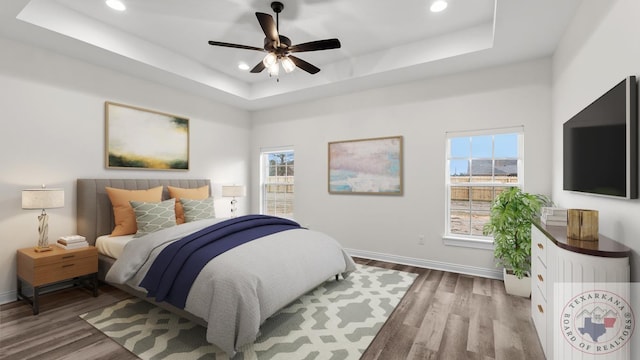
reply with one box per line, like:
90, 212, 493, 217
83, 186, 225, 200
208, 1, 341, 76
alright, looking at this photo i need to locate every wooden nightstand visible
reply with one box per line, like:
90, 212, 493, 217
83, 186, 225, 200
17, 246, 98, 315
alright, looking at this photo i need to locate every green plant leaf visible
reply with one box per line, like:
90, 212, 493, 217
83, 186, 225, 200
483, 187, 549, 279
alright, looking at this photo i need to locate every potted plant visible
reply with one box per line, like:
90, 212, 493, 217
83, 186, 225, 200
483, 187, 549, 297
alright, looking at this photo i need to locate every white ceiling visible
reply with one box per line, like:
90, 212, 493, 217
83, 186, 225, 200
0, 0, 582, 110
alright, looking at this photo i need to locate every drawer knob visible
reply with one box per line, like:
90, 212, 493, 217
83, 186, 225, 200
537, 243, 544, 250
62, 255, 75, 259
537, 274, 544, 282
62, 264, 75, 268
538, 304, 544, 313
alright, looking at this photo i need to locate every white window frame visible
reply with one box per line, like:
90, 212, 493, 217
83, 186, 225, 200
443, 126, 524, 250
259, 146, 294, 218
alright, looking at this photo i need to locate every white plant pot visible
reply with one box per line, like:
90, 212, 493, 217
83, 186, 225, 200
502, 268, 531, 297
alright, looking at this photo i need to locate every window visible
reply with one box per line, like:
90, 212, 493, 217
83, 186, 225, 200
444, 128, 523, 248
260, 149, 294, 218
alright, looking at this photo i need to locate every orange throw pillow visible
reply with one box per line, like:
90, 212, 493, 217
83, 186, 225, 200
106, 186, 163, 236
167, 185, 210, 224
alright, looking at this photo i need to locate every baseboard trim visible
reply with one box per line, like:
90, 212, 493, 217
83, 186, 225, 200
0, 290, 16, 305
345, 248, 504, 280
1, 282, 74, 305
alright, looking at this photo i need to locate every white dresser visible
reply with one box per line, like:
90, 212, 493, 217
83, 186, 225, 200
531, 223, 631, 359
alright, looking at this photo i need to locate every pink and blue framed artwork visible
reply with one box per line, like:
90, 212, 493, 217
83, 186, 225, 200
328, 136, 403, 195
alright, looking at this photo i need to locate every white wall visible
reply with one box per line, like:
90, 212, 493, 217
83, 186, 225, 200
552, 0, 640, 280
250, 59, 553, 276
0, 36, 250, 303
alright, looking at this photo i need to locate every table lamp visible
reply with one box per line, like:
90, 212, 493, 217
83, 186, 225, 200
22, 185, 65, 252
222, 185, 246, 218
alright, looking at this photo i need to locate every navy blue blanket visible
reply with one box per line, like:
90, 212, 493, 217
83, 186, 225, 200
139, 215, 301, 309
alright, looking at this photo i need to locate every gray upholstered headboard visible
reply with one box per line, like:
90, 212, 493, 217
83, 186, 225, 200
77, 179, 211, 245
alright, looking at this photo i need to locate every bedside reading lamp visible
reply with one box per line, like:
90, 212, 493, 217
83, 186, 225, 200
222, 185, 246, 218
22, 186, 64, 252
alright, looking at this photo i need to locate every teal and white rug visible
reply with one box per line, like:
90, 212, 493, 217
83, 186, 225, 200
80, 264, 417, 360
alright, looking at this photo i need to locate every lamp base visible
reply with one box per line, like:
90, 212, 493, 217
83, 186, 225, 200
36, 212, 51, 252
230, 198, 238, 218
34, 246, 53, 252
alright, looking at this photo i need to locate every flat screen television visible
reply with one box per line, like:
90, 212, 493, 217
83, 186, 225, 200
563, 76, 638, 199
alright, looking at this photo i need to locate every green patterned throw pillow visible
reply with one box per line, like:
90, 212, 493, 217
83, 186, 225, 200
130, 198, 177, 237
181, 197, 215, 222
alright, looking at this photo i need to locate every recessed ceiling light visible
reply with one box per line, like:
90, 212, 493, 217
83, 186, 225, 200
430, 0, 448, 12
238, 62, 250, 71
106, 0, 126, 11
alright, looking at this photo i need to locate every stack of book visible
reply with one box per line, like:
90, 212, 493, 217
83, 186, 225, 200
540, 207, 568, 226
56, 235, 88, 249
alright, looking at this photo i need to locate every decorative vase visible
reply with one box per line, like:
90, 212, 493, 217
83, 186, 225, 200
503, 268, 531, 297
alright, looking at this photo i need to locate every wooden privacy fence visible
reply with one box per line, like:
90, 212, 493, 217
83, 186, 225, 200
265, 184, 295, 193
265, 176, 294, 193
450, 176, 518, 202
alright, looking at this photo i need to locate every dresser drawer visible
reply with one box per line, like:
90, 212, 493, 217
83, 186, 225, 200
531, 285, 547, 356
533, 257, 547, 300
531, 227, 547, 266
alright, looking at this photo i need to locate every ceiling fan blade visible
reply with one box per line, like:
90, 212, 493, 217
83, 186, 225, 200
208, 41, 264, 52
256, 12, 280, 48
250, 61, 266, 73
289, 38, 341, 53
289, 55, 320, 74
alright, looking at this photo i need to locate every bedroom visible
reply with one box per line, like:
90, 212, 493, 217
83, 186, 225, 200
1, 0, 639, 359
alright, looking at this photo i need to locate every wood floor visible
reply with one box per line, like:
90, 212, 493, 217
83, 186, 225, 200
357, 259, 544, 360
0, 258, 545, 360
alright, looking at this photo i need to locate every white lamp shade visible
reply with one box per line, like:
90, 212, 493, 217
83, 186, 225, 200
262, 52, 277, 67
222, 185, 246, 198
22, 189, 65, 209
267, 62, 280, 76
281, 57, 296, 73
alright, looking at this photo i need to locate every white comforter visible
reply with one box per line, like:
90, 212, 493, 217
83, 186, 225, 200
105, 218, 356, 356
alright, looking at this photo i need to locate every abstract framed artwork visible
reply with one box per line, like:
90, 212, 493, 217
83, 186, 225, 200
105, 101, 189, 170
328, 136, 403, 195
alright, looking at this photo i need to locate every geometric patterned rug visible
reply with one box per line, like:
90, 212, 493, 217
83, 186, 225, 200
80, 264, 417, 360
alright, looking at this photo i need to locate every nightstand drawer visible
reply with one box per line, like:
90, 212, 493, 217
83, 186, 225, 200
31, 256, 97, 286
31, 247, 96, 267
17, 247, 98, 287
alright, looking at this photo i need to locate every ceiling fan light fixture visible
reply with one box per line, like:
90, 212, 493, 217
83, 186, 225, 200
208, 2, 341, 76
263, 52, 278, 67
106, 0, 126, 11
281, 57, 295, 73
430, 0, 448, 12
267, 62, 280, 76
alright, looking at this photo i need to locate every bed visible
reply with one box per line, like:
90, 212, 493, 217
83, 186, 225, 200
76, 178, 356, 356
